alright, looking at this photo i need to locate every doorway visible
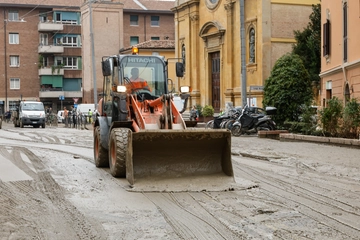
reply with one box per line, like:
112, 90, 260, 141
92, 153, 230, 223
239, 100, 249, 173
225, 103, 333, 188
210, 51, 220, 112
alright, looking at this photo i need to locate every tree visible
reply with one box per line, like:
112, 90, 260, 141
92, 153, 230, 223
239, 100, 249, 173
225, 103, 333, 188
263, 53, 313, 125
292, 3, 321, 87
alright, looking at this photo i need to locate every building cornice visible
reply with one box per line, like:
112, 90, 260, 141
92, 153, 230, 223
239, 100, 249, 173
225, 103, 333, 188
320, 59, 360, 78
271, 0, 320, 6
171, 0, 200, 13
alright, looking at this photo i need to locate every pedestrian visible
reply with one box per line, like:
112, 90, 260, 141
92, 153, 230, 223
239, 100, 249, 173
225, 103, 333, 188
64, 107, 69, 127
88, 109, 93, 123
190, 105, 199, 121
71, 106, 77, 128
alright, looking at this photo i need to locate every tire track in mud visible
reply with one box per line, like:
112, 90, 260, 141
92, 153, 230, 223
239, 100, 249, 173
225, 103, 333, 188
0, 146, 106, 240
2, 128, 80, 146
144, 192, 243, 240
232, 157, 360, 239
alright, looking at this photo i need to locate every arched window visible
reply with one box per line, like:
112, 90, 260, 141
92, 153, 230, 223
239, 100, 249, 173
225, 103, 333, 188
182, 44, 186, 72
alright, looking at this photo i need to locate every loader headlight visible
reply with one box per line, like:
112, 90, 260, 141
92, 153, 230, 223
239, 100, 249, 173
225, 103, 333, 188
180, 86, 190, 93
117, 85, 127, 93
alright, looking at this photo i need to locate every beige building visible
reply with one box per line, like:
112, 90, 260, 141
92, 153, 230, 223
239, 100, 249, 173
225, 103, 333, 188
172, 0, 320, 112
81, 0, 176, 104
320, 0, 360, 106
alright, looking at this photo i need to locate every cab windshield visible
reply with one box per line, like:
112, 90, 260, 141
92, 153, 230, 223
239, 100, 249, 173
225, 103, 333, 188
118, 56, 167, 97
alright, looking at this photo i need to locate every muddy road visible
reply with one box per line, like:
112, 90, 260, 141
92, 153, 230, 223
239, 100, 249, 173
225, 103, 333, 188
0, 122, 359, 240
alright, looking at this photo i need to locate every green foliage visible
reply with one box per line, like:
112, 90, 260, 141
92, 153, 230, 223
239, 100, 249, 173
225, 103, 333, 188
201, 105, 214, 117
292, 4, 321, 88
195, 104, 203, 117
38, 55, 44, 69
318, 97, 343, 137
263, 53, 313, 125
292, 104, 319, 134
342, 98, 360, 138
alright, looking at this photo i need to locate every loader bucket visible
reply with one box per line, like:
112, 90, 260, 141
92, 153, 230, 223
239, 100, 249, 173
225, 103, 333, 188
126, 129, 235, 192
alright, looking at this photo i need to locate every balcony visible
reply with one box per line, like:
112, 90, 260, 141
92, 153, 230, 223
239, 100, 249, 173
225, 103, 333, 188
39, 67, 64, 76
38, 21, 64, 31
38, 45, 64, 54
39, 91, 82, 98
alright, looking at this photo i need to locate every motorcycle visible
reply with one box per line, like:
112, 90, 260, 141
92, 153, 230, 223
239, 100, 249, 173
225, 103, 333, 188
205, 107, 242, 129
231, 105, 276, 136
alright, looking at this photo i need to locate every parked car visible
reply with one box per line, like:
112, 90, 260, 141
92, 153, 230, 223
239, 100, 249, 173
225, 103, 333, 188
57, 110, 65, 123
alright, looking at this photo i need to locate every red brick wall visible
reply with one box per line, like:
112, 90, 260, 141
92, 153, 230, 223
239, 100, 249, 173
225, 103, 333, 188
123, 12, 175, 47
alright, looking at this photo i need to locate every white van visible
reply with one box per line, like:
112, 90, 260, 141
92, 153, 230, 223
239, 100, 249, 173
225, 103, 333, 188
76, 104, 95, 115
14, 101, 46, 128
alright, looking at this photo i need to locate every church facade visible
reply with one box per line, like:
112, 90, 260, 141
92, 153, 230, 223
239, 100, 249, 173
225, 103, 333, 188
172, 0, 320, 112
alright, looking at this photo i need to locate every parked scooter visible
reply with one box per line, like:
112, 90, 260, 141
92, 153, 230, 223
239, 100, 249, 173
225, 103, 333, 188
231, 105, 276, 136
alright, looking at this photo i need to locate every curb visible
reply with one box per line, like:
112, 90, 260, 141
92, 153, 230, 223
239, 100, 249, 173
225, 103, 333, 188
279, 133, 360, 148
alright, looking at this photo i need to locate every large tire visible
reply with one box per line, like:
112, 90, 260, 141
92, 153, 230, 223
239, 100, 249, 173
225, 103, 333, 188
231, 125, 242, 137
109, 128, 131, 178
42, 123, 45, 128
94, 126, 109, 168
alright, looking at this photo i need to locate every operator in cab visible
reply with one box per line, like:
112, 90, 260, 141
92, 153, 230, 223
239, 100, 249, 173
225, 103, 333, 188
126, 67, 151, 93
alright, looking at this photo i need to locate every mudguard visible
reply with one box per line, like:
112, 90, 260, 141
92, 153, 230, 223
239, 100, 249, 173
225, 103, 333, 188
98, 116, 111, 150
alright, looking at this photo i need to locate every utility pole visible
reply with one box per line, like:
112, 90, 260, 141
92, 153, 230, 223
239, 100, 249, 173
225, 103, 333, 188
89, 0, 97, 108
240, 0, 247, 107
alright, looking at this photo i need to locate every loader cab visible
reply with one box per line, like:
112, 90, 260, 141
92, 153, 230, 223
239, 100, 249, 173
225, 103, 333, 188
118, 55, 168, 98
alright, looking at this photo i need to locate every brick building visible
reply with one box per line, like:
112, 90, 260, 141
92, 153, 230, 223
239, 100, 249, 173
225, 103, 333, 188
81, 0, 175, 104
0, 0, 83, 113
0, 0, 176, 113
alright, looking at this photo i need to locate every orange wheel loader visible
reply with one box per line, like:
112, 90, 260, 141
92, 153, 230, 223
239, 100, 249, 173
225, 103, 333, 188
93, 51, 235, 192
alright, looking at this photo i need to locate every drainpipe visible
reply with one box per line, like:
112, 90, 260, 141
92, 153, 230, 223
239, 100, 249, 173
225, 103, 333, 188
3, 9, 8, 111
240, 0, 247, 107
144, 15, 146, 41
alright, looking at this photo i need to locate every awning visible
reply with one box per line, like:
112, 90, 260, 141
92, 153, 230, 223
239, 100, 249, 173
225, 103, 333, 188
41, 76, 63, 87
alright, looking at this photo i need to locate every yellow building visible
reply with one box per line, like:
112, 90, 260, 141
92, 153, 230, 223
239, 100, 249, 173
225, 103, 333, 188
320, 0, 360, 106
172, 0, 320, 112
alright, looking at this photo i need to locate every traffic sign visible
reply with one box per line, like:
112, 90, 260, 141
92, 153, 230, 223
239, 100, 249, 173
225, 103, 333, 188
59, 95, 65, 100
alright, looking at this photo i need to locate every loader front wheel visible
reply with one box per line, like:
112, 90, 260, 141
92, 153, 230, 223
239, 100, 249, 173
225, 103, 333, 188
109, 128, 130, 178
94, 126, 109, 167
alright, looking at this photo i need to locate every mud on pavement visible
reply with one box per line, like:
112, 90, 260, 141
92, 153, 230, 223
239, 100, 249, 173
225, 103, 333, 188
0, 123, 359, 239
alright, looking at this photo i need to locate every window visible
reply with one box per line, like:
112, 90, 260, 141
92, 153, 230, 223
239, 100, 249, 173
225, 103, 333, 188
9, 33, 19, 44
39, 13, 47, 22
151, 37, 160, 40
40, 33, 48, 45
9, 101, 18, 111
55, 12, 77, 24
343, 2, 348, 62
62, 36, 78, 47
151, 16, 159, 26
10, 56, 20, 67
130, 15, 138, 25
323, 20, 330, 57
56, 13, 61, 22
130, 36, 139, 45
10, 78, 20, 89
63, 57, 78, 69
8, 11, 19, 21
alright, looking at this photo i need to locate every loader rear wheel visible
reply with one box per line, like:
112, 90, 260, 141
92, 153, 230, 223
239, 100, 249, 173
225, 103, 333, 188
109, 128, 130, 178
94, 126, 109, 167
